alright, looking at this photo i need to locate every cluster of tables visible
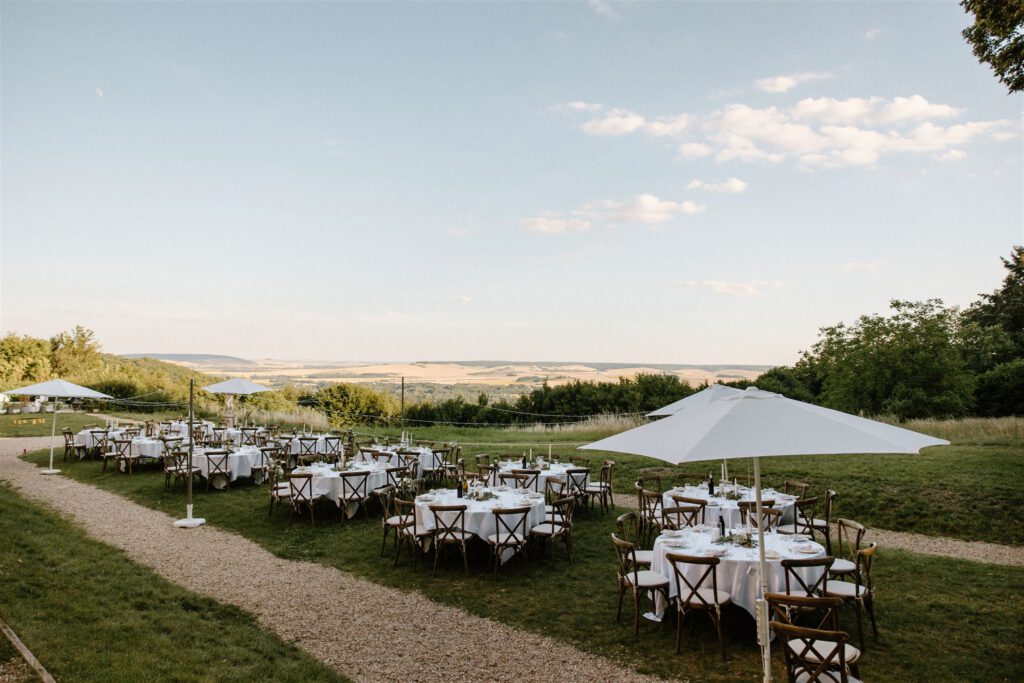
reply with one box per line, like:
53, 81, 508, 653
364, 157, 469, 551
661, 483, 798, 527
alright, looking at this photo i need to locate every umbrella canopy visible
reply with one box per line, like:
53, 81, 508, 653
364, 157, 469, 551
201, 378, 270, 396
586, 386, 948, 461
4, 379, 111, 399
646, 383, 743, 417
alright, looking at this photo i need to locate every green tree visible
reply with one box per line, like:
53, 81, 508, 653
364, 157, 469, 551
50, 326, 102, 379
805, 300, 975, 419
0, 333, 52, 386
965, 246, 1024, 353
961, 1, 1024, 93
974, 358, 1024, 416
314, 383, 398, 428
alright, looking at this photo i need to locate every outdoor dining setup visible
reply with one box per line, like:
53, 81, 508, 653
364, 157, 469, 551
3, 377, 951, 683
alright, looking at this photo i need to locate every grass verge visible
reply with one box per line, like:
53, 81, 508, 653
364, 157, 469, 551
0, 481, 347, 683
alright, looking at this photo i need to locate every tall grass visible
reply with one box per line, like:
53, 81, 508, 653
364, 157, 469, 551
506, 414, 648, 433
898, 416, 1024, 444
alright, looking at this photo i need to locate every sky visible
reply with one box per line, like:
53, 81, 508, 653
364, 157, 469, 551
1, 1, 1022, 365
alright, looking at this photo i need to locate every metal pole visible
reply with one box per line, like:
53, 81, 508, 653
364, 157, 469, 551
401, 376, 405, 428
174, 379, 205, 527
753, 456, 771, 682
42, 396, 60, 474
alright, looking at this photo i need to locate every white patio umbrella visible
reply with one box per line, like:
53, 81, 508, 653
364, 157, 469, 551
202, 378, 269, 427
3, 379, 112, 475
646, 383, 743, 417
581, 386, 949, 682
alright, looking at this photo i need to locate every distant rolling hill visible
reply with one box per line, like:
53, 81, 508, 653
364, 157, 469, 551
122, 354, 254, 366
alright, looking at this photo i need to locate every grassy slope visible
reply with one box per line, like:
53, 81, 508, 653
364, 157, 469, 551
0, 482, 346, 683
27, 450, 1024, 683
0, 413, 100, 438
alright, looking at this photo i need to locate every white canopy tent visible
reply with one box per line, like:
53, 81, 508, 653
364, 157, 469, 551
202, 378, 270, 427
581, 386, 949, 682
3, 379, 112, 475
646, 383, 743, 418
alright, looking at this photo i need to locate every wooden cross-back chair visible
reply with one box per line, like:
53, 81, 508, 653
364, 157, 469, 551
668, 495, 707, 525
338, 470, 370, 521
489, 506, 530, 576
585, 461, 614, 514
511, 468, 540, 491
204, 450, 232, 491
638, 489, 664, 545
766, 593, 862, 677
240, 427, 259, 446
611, 533, 670, 636
429, 504, 471, 576
830, 518, 865, 579
614, 511, 652, 568
825, 543, 878, 649
530, 495, 574, 562
564, 468, 590, 514
662, 505, 702, 530
665, 553, 732, 660
771, 620, 856, 683
288, 473, 315, 526
782, 556, 834, 599
783, 479, 811, 499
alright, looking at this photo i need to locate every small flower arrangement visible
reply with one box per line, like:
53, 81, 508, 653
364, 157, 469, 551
714, 532, 757, 547
469, 488, 497, 502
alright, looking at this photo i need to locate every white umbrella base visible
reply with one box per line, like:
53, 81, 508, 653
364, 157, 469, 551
40, 469, 61, 475
173, 518, 206, 528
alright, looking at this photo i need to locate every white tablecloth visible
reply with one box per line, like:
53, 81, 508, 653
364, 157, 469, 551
294, 462, 389, 517
191, 446, 264, 482
169, 421, 214, 438
661, 485, 798, 528
75, 429, 125, 448
414, 487, 546, 541
495, 461, 579, 493
356, 446, 433, 477
650, 527, 825, 618
287, 434, 345, 457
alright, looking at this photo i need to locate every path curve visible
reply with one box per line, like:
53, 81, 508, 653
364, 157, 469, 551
0, 438, 659, 683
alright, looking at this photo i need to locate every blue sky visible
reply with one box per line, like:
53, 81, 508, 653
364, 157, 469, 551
2, 1, 1021, 364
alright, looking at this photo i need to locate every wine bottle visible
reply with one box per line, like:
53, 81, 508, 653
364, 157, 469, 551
719, 515, 726, 537
708, 472, 715, 496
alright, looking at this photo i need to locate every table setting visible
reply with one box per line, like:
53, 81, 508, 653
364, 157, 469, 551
661, 483, 797, 528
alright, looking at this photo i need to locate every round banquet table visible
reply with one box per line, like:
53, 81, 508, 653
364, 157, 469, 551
293, 462, 389, 517
356, 445, 433, 477
413, 487, 546, 543
650, 527, 826, 619
494, 460, 579, 492
191, 446, 264, 482
661, 484, 798, 529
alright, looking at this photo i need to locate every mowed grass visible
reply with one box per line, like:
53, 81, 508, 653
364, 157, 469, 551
28, 449, 1024, 682
0, 412, 99, 438
0, 482, 347, 683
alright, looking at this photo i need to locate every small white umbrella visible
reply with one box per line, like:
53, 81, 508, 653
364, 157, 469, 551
202, 378, 269, 427
3, 379, 112, 475
581, 387, 949, 682
646, 383, 744, 417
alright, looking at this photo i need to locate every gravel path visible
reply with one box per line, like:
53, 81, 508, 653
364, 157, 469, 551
0, 438, 659, 683
611, 492, 1024, 567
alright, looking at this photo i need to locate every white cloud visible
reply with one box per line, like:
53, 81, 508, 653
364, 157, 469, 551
94, 87, 104, 97
588, 0, 619, 19
864, 27, 882, 41
934, 149, 967, 162
678, 280, 789, 296
841, 260, 886, 272
522, 212, 592, 235
551, 101, 602, 113
677, 142, 713, 159
687, 178, 748, 193
580, 193, 705, 225
754, 72, 832, 94
456, 295, 472, 304
644, 114, 690, 137
581, 108, 646, 135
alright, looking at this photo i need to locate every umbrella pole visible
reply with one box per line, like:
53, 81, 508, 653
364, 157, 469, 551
174, 380, 205, 528
41, 396, 60, 475
753, 456, 772, 683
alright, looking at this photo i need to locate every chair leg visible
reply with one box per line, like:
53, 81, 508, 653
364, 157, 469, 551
633, 589, 641, 636
715, 609, 726, 661
866, 594, 878, 638
853, 599, 865, 649
616, 583, 626, 621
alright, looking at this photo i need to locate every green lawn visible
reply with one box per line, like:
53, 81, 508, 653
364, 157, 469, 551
27, 448, 1024, 682
0, 412, 100, 438
0, 482, 347, 683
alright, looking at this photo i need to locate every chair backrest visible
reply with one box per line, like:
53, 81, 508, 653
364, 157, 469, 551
598, 461, 614, 489
544, 476, 565, 503
564, 468, 590, 496
124, 427, 141, 438
298, 437, 319, 455
669, 495, 707, 524
499, 472, 529, 489
855, 542, 877, 592
783, 479, 810, 499
747, 507, 782, 531
475, 454, 490, 467
384, 466, 407, 488
666, 553, 722, 609
615, 511, 643, 545
781, 556, 834, 597
639, 489, 664, 523
111, 438, 132, 457
569, 456, 590, 467
821, 489, 837, 526
206, 451, 230, 478
836, 518, 865, 563
549, 495, 575, 527
394, 497, 416, 529
323, 436, 342, 456
63, 429, 75, 448
339, 470, 370, 501
492, 507, 530, 545
288, 473, 313, 500
429, 504, 467, 543
611, 533, 638, 583
90, 430, 109, 450
662, 505, 702, 530
792, 496, 818, 533
240, 427, 259, 446
478, 464, 498, 486
765, 592, 844, 632
771, 620, 851, 683
512, 469, 540, 490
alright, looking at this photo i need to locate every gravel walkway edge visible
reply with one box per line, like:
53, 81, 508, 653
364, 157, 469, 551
0, 438, 661, 683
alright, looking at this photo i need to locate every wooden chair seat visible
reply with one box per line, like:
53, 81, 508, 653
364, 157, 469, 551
825, 582, 868, 598
528, 522, 565, 537
829, 558, 856, 575
487, 531, 527, 545
788, 639, 862, 665
633, 549, 654, 566
794, 671, 862, 683
625, 569, 670, 589
681, 588, 732, 606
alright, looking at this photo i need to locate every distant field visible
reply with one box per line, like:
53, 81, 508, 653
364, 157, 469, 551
138, 356, 770, 391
